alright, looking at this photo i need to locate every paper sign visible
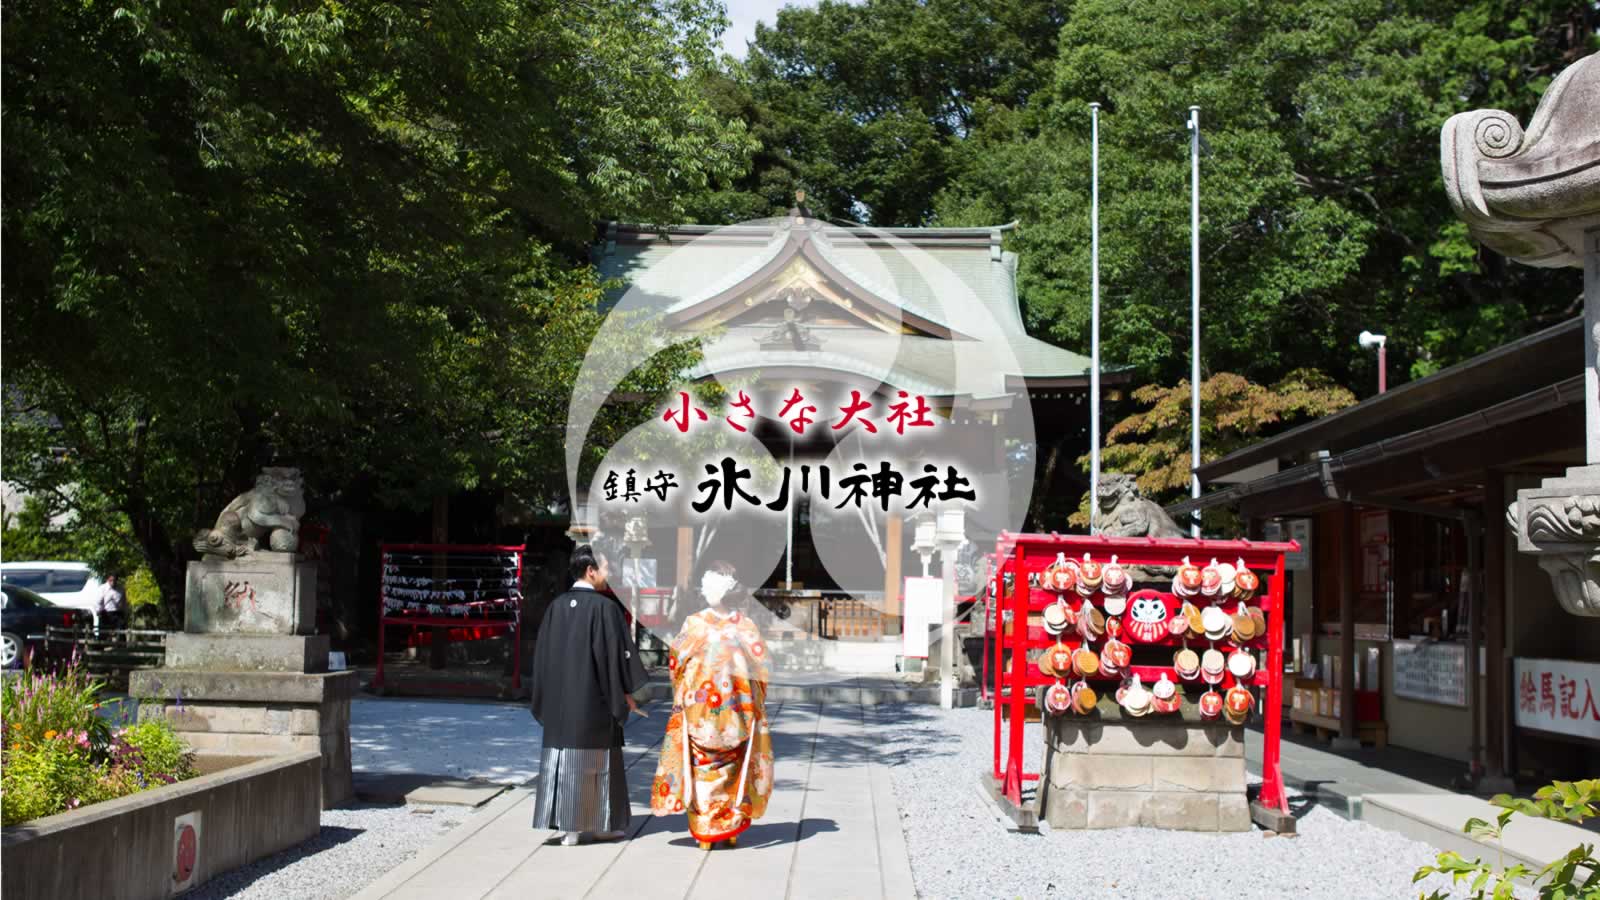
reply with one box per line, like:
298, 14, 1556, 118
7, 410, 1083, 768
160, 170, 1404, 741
902, 576, 943, 659
1392, 640, 1466, 707
1514, 657, 1600, 742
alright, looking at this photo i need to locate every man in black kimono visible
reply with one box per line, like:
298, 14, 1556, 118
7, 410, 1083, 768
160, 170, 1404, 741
530, 545, 648, 845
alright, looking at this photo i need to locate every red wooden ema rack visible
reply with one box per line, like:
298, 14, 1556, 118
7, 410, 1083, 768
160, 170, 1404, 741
989, 532, 1298, 829
374, 543, 526, 692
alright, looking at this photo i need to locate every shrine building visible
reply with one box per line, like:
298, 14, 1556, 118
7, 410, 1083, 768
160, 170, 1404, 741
591, 205, 1111, 641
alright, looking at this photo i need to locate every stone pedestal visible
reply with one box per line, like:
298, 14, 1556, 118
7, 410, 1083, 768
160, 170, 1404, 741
140, 551, 354, 809
130, 662, 356, 808
185, 552, 317, 634
1039, 705, 1250, 832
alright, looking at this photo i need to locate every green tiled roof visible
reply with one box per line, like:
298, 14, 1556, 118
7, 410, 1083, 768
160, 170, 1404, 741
594, 222, 1091, 396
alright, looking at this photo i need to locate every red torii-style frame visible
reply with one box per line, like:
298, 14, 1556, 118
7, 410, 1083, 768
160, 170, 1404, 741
988, 532, 1297, 825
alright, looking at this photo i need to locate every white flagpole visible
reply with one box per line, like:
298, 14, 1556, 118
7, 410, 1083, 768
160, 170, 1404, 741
1187, 105, 1202, 538
1089, 102, 1102, 535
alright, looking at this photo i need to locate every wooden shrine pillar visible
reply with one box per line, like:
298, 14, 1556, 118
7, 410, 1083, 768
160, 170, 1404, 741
1336, 502, 1359, 747
429, 495, 450, 669
675, 526, 694, 588
883, 513, 904, 635
1483, 473, 1512, 785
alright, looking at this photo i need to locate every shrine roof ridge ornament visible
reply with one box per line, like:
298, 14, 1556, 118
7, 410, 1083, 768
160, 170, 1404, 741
1441, 52, 1600, 269
600, 219, 1020, 249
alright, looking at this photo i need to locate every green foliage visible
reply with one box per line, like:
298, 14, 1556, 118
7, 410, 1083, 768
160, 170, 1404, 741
116, 719, 197, 786
4, 1, 750, 614
691, 0, 1068, 224
0, 661, 113, 753
1, 737, 103, 826
0, 492, 160, 608
933, 0, 1596, 385
0, 660, 195, 824
1063, 370, 1355, 530
1414, 781, 1600, 900
124, 568, 161, 609
1498, 779, 1600, 824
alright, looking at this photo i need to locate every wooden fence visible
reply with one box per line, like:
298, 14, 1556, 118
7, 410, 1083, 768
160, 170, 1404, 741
43, 627, 167, 685
752, 590, 889, 641
819, 593, 886, 640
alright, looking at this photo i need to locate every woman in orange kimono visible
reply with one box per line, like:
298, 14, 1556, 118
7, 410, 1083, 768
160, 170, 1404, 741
650, 562, 773, 849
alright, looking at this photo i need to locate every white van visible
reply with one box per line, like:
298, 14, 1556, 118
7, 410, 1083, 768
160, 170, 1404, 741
0, 562, 103, 613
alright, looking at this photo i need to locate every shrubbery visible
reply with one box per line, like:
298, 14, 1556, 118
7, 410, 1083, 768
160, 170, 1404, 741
1, 660, 195, 825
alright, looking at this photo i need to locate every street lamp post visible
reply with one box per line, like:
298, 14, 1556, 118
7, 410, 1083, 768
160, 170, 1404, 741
1359, 330, 1388, 394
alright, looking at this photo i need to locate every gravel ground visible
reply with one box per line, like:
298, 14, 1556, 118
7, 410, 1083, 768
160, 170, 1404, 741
879, 705, 1463, 900
187, 803, 468, 900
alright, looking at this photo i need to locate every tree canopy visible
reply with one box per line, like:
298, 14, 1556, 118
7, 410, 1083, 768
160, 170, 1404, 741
720, 0, 1595, 386
684, 0, 1069, 224
710, 0, 1594, 513
1062, 371, 1357, 531
7, 0, 1598, 608
3, 0, 751, 612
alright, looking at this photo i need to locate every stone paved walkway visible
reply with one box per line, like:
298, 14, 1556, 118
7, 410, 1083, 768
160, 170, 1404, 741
351, 698, 914, 900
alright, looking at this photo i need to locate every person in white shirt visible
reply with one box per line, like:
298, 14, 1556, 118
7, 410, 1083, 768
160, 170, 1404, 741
96, 574, 126, 630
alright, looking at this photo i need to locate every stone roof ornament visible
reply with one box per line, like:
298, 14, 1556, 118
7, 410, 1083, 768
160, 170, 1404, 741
1445, 52, 1600, 616
1441, 53, 1600, 268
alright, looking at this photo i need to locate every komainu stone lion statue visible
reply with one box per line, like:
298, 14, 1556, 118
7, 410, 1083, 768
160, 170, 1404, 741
1096, 473, 1187, 539
1096, 474, 1188, 582
194, 467, 307, 558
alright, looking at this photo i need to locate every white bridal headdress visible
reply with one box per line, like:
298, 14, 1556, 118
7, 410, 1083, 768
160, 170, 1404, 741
701, 571, 737, 606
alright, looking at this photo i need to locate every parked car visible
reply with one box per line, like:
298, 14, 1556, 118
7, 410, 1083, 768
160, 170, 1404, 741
1, 583, 92, 669
0, 562, 103, 613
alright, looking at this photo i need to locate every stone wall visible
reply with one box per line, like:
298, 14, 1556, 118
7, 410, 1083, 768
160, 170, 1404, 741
1039, 711, 1250, 832
1, 752, 320, 900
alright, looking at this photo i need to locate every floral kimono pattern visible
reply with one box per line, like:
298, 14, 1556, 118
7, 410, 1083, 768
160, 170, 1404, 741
650, 608, 773, 843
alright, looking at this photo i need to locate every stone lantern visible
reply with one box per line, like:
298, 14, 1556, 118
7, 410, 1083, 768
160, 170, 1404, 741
936, 507, 967, 708
1442, 52, 1600, 617
911, 512, 938, 577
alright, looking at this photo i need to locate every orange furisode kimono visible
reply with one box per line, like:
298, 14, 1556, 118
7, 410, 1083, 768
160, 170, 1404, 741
650, 608, 774, 844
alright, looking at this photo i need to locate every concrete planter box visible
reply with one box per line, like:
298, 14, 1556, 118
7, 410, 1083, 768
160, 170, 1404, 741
1, 751, 320, 900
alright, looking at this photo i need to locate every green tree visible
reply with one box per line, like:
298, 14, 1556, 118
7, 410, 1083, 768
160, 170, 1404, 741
686, 0, 1068, 224
1060, 370, 1356, 531
3, 1, 752, 617
0, 492, 161, 611
938, 0, 1597, 387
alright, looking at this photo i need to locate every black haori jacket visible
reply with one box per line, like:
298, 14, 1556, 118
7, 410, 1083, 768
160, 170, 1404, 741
530, 587, 649, 749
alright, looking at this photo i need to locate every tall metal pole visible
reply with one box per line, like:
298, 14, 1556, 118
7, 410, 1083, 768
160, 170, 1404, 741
1188, 106, 1202, 538
1089, 102, 1102, 535
785, 433, 794, 586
